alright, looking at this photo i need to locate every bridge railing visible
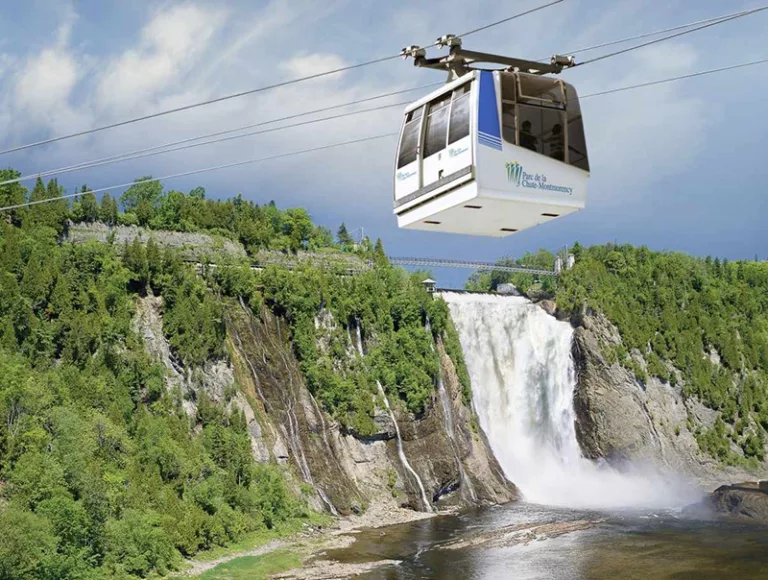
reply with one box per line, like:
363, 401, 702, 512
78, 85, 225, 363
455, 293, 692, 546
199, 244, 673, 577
388, 257, 557, 277
186, 255, 557, 277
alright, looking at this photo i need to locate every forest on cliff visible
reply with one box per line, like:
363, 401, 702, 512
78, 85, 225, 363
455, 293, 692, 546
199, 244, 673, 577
469, 245, 768, 466
0, 172, 468, 578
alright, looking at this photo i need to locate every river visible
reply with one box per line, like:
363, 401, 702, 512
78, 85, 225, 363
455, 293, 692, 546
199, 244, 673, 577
323, 502, 768, 579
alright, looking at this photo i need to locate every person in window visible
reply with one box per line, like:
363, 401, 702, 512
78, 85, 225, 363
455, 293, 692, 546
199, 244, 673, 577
545, 124, 565, 161
501, 105, 516, 144
519, 120, 538, 152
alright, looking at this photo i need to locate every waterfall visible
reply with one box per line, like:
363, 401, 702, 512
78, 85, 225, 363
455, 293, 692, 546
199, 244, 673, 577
354, 319, 432, 511
354, 321, 364, 358
442, 292, 695, 510
436, 377, 455, 435
437, 375, 478, 502
428, 315, 477, 502
376, 380, 433, 512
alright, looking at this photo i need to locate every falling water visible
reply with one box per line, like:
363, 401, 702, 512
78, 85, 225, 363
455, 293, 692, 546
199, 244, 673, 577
354, 321, 364, 358
428, 315, 477, 502
376, 380, 433, 512
354, 319, 431, 511
437, 375, 478, 502
436, 376, 455, 435
441, 292, 698, 509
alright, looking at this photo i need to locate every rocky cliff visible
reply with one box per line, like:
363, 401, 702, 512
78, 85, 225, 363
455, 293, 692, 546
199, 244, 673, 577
568, 307, 767, 488
134, 293, 516, 517
708, 482, 768, 521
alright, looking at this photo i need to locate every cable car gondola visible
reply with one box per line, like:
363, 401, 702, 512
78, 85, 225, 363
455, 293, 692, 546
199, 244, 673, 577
394, 36, 589, 237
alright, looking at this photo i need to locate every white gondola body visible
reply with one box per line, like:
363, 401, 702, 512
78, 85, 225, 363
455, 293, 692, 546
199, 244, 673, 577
393, 70, 589, 237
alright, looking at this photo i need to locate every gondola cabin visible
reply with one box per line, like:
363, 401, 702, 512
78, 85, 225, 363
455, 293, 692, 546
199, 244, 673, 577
394, 70, 589, 237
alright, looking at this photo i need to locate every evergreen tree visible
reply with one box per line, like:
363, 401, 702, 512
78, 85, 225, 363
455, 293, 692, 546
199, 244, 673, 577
373, 238, 388, 266
135, 197, 154, 227
100, 193, 118, 225
0, 169, 27, 226
337, 222, 353, 250
72, 187, 99, 222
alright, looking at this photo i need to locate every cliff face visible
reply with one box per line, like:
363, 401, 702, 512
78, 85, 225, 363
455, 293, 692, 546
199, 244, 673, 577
135, 294, 516, 516
570, 308, 767, 488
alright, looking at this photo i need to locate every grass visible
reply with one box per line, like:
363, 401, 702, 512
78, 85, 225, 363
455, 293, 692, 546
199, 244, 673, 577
196, 550, 302, 579
191, 512, 331, 563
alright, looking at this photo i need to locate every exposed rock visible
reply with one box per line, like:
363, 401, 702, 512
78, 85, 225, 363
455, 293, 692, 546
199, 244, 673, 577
571, 310, 766, 487
538, 299, 557, 316
273, 558, 400, 580
226, 301, 366, 515
132, 293, 282, 467
708, 482, 768, 522
224, 299, 516, 516
132, 292, 235, 410
67, 221, 247, 261
496, 283, 521, 295
272, 439, 290, 465
230, 393, 271, 463
134, 286, 516, 519
439, 519, 603, 551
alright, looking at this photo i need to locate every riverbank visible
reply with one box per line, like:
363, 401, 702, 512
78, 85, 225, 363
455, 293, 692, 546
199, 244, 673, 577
175, 504, 440, 578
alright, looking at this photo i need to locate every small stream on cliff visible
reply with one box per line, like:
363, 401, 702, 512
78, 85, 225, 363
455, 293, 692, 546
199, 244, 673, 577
324, 503, 768, 579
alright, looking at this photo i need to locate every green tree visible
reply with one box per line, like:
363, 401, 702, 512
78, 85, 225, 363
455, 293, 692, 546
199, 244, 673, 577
104, 510, 179, 577
0, 169, 27, 226
337, 222, 354, 250
99, 193, 119, 225
284, 208, 313, 252
120, 177, 162, 212
0, 508, 59, 580
72, 187, 99, 222
23, 177, 67, 233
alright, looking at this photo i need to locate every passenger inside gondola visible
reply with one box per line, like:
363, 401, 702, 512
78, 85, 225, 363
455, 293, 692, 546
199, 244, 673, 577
520, 120, 539, 152
546, 124, 565, 161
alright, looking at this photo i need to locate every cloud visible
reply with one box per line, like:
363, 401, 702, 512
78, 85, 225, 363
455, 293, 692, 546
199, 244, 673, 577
96, 3, 226, 113
14, 49, 79, 115
279, 53, 350, 80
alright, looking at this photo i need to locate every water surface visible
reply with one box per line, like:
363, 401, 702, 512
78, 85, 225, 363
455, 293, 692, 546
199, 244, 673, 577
325, 503, 768, 579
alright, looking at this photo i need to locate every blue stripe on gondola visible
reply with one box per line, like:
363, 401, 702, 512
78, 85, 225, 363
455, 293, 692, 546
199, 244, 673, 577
478, 132, 501, 145
478, 140, 501, 150
477, 70, 501, 149
478, 131, 502, 150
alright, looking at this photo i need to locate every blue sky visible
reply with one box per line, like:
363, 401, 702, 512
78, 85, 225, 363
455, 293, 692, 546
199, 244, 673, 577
0, 0, 766, 286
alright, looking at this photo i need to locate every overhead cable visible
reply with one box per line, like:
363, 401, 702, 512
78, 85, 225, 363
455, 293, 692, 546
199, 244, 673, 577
580, 57, 768, 99
0, 133, 397, 212
454, 0, 564, 38
0, 84, 441, 186
546, 5, 768, 60
576, 7, 767, 67
1, 55, 765, 213
0, 1, 563, 157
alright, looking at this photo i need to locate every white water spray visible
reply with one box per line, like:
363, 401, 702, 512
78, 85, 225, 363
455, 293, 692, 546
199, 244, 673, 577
442, 292, 697, 510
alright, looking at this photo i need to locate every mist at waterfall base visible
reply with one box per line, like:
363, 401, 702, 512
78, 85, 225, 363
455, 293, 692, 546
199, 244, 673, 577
441, 292, 700, 510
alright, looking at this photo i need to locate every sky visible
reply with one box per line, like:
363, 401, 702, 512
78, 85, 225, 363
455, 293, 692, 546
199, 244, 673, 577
0, 0, 766, 287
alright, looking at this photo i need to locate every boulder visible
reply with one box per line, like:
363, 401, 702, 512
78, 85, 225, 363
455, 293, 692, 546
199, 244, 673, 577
709, 482, 768, 522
